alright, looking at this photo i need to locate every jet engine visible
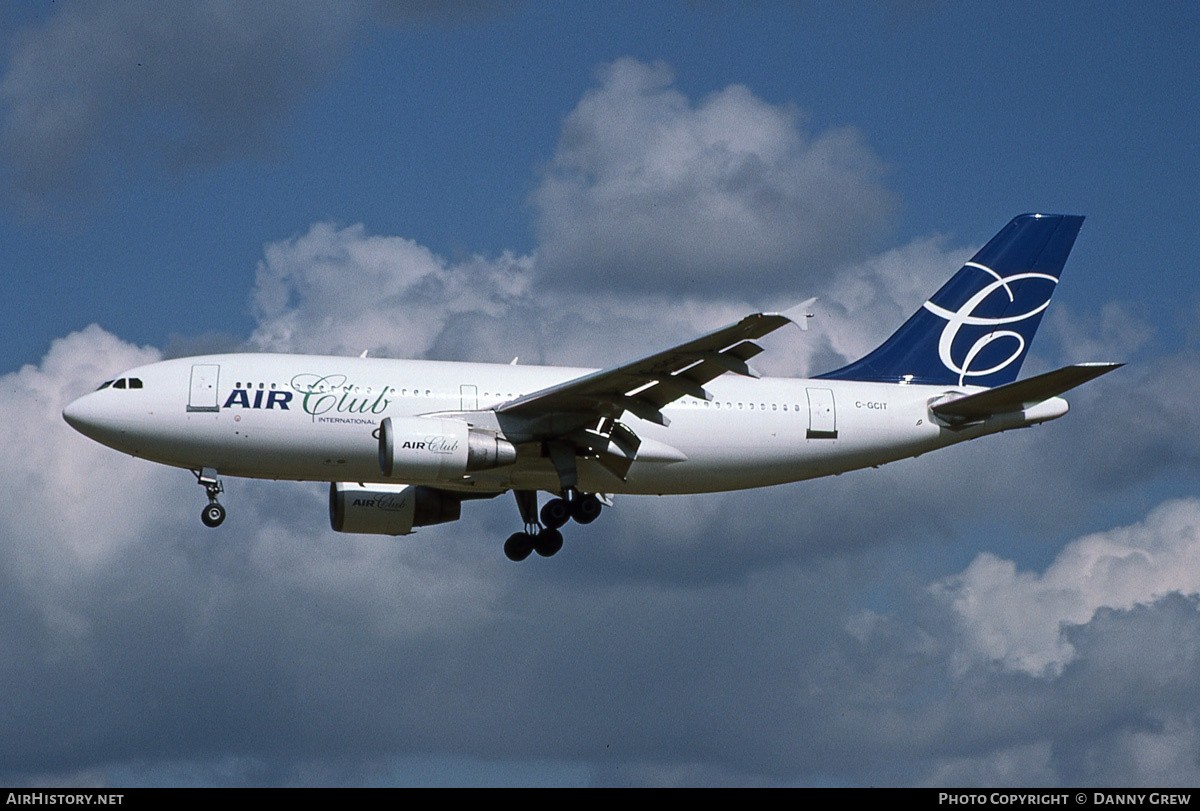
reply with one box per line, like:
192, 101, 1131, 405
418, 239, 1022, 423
377, 416, 516, 481
329, 481, 462, 535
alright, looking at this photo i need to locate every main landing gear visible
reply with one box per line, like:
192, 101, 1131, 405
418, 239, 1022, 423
503, 489, 602, 562
194, 468, 226, 528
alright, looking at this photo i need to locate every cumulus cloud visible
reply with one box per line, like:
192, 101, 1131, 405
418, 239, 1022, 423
532, 58, 896, 293
246, 220, 771, 372
248, 222, 536, 359
881, 593, 1200, 787
0, 326, 162, 561
935, 499, 1200, 677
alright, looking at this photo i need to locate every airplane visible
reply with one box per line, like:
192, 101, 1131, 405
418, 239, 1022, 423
62, 213, 1120, 561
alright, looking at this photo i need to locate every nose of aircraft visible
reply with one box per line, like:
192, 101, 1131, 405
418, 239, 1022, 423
62, 391, 119, 444
62, 392, 92, 432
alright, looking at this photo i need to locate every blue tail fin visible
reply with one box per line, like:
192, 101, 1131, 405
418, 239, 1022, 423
817, 213, 1084, 388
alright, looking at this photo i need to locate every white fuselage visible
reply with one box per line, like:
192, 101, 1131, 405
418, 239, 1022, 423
62, 353, 1067, 497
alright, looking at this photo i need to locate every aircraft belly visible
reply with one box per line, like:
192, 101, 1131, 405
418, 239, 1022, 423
598, 402, 946, 495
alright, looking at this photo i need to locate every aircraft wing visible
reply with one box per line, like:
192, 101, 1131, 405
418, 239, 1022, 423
930, 362, 1122, 423
493, 301, 814, 479
497, 300, 814, 429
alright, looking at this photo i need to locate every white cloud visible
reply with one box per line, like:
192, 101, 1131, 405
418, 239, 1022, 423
246, 220, 779, 371
0, 325, 163, 561
532, 58, 896, 293
935, 498, 1200, 677
248, 222, 535, 359
0, 327, 167, 663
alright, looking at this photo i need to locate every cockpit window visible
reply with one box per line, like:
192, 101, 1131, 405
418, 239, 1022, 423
99, 377, 144, 391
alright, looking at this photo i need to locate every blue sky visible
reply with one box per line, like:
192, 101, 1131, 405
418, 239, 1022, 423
2, 0, 1199, 787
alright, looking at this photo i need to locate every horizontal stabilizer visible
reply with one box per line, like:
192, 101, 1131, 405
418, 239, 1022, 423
931, 362, 1122, 422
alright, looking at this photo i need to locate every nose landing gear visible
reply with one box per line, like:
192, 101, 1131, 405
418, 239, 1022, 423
194, 468, 226, 528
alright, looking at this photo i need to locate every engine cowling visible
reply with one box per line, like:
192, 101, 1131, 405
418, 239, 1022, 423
329, 482, 462, 535
378, 416, 516, 481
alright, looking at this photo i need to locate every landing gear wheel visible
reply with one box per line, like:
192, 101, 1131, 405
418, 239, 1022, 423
194, 469, 226, 528
534, 527, 564, 557
540, 498, 571, 529
504, 532, 535, 562
201, 502, 226, 528
570, 493, 602, 525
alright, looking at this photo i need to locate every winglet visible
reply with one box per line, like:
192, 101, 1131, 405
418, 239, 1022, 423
778, 297, 818, 331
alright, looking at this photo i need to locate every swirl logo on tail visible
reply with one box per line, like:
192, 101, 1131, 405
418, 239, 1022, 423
921, 262, 1058, 385
816, 214, 1083, 387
